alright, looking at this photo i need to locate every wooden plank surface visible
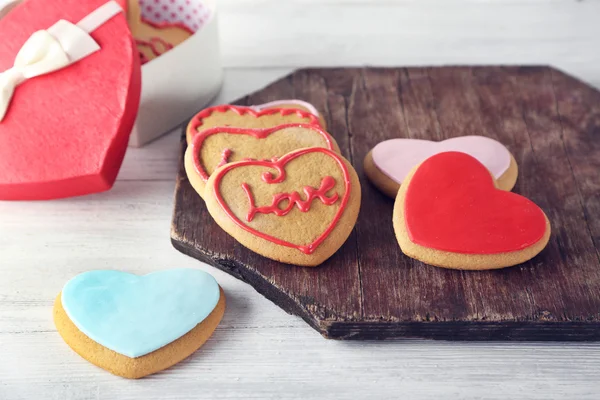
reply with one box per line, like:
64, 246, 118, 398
172, 66, 600, 340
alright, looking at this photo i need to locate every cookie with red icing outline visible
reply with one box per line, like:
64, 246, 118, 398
126, 0, 193, 65
186, 104, 324, 144
250, 99, 327, 129
393, 152, 551, 270
204, 147, 361, 267
184, 123, 340, 198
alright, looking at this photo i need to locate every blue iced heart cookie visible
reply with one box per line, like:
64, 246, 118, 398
61, 269, 220, 358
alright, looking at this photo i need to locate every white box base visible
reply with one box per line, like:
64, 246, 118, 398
128, 0, 223, 147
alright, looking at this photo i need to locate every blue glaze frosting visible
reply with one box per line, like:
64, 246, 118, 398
61, 269, 220, 358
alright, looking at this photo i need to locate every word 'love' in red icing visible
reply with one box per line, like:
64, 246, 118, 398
242, 176, 339, 222
213, 148, 351, 254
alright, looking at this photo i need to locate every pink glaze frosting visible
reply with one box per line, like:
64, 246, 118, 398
371, 136, 512, 184
251, 100, 320, 118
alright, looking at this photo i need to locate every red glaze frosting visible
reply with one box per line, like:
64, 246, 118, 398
0, 0, 141, 200
138, 50, 150, 65
136, 37, 174, 64
188, 104, 323, 140
404, 152, 547, 254
191, 123, 335, 182
140, 18, 195, 35
242, 176, 339, 222
212, 148, 351, 255
216, 148, 233, 168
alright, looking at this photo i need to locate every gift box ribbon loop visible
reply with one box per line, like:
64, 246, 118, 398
0, 1, 122, 122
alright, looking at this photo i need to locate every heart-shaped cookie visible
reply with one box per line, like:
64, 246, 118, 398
393, 151, 550, 270
250, 99, 326, 128
204, 147, 361, 267
54, 269, 225, 379
186, 104, 323, 144
365, 136, 518, 197
185, 123, 340, 198
127, 0, 194, 64
0, 0, 141, 200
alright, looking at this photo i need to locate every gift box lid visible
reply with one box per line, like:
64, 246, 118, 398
0, 0, 141, 200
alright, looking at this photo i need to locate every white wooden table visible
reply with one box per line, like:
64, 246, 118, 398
2, 1, 600, 398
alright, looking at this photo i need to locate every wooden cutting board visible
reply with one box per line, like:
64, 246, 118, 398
171, 67, 600, 340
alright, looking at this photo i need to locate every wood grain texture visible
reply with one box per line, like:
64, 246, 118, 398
171, 66, 600, 340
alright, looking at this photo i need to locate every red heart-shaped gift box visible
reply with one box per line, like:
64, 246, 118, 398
0, 0, 141, 200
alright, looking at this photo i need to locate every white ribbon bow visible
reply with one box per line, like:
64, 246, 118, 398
0, 1, 122, 122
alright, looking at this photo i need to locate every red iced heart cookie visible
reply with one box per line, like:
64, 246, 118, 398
185, 104, 323, 144
0, 0, 141, 200
393, 151, 551, 270
204, 147, 361, 267
184, 123, 339, 198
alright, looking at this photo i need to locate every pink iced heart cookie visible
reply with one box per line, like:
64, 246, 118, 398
364, 136, 518, 197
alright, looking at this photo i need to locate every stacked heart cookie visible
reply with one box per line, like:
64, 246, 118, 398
185, 101, 361, 267
365, 137, 551, 270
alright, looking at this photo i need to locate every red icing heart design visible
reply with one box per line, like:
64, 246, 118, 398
0, 0, 141, 200
212, 148, 351, 254
136, 37, 174, 65
404, 152, 547, 254
187, 104, 323, 141
191, 123, 336, 182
